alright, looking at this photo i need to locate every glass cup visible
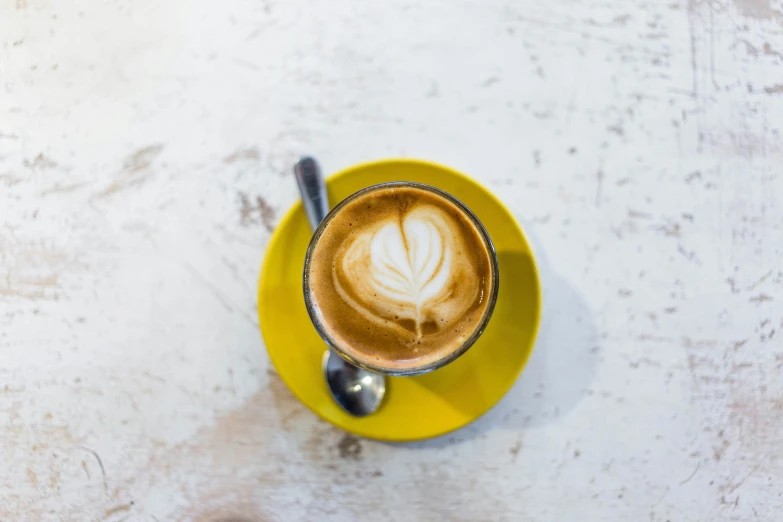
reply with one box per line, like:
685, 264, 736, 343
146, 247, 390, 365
303, 181, 500, 376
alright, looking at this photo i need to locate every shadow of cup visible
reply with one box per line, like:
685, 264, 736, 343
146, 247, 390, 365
491, 271, 600, 430
399, 221, 601, 447
478, 222, 601, 432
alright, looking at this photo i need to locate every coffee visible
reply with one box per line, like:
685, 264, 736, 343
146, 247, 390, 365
305, 183, 497, 373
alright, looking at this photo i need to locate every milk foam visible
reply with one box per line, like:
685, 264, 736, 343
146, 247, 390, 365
334, 204, 474, 338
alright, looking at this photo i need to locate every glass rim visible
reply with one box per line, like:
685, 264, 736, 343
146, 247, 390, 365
302, 181, 500, 377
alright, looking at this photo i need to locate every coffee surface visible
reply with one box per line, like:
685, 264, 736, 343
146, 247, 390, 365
306, 184, 495, 371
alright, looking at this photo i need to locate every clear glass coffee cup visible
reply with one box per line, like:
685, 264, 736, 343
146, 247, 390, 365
303, 181, 499, 376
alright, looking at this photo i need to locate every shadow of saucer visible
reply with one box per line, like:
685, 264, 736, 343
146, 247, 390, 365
476, 270, 600, 431
397, 222, 601, 448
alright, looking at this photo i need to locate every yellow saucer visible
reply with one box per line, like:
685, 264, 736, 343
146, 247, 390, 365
258, 159, 541, 441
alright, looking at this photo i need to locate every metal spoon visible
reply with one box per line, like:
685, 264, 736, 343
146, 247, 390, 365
294, 156, 386, 416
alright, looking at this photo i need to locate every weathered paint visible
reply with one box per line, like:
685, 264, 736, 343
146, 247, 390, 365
1, 0, 781, 520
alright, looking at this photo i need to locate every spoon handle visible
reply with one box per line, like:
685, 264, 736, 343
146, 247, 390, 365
294, 156, 329, 231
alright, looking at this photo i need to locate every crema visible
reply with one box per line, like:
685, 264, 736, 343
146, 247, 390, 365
305, 183, 496, 373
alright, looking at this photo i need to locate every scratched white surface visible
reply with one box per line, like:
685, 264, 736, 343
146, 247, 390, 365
1, 0, 782, 520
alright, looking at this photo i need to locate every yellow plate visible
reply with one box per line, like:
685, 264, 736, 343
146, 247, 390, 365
258, 159, 541, 441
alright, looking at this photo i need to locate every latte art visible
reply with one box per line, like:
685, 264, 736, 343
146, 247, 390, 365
306, 183, 496, 373
334, 205, 476, 337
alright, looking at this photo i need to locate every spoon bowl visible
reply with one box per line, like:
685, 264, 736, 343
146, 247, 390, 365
322, 350, 386, 416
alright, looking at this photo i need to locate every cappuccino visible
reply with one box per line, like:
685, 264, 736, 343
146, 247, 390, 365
304, 183, 496, 373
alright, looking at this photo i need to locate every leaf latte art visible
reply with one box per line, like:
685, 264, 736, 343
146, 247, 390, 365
306, 184, 495, 372
334, 205, 475, 338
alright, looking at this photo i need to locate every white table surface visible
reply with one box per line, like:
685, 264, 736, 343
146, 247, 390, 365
1, 0, 782, 520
